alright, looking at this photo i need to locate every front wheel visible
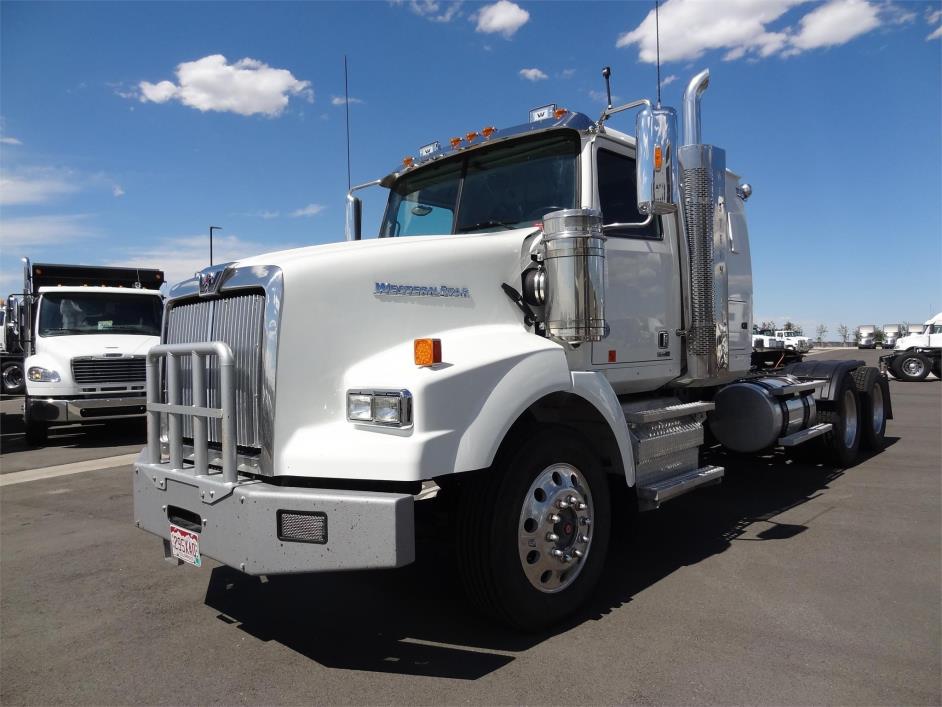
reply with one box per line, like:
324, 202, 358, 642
893, 352, 930, 382
456, 429, 611, 631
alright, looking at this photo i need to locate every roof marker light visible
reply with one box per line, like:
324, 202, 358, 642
481, 126, 496, 139
465, 131, 479, 143
450, 136, 463, 150
554, 108, 568, 120
402, 156, 415, 168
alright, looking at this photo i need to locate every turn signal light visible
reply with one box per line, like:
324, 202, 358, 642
554, 108, 568, 119
450, 136, 462, 149
481, 126, 496, 138
654, 145, 663, 171
414, 338, 442, 366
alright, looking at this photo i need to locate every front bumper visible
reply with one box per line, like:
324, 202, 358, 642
132, 453, 415, 575
27, 395, 147, 423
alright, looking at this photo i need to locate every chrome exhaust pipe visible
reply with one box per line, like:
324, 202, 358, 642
682, 69, 710, 146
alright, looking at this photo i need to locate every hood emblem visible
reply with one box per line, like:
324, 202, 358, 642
197, 267, 226, 297
374, 282, 471, 299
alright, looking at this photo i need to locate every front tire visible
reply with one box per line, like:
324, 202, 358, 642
456, 429, 611, 631
893, 352, 930, 382
816, 372, 862, 467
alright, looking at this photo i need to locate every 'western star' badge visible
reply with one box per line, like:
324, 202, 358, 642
374, 282, 471, 298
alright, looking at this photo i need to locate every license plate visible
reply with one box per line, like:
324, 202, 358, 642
169, 524, 202, 567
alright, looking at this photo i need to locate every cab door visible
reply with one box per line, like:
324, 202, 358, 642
590, 140, 680, 391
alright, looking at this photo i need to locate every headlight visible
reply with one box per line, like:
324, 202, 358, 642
27, 367, 60, 383
346, 390, 412, 427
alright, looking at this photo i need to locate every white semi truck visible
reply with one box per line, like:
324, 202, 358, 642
15, 260, 165, 444
882, 323, 902, 349
856, 324, 877, 349
881, 313, 942, 381
133, 70, 892, 630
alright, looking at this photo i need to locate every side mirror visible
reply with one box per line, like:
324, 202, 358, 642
345, 193, 363, 241
635, 105, 678, 215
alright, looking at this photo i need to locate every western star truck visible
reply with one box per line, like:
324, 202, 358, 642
16, 260, 165, 444
132, 69, 892, 630
881, 312, 942, 381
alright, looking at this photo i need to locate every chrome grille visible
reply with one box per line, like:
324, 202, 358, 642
72, 357, 146, 384
164, 293, 265, 449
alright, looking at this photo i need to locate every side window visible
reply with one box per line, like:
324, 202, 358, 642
597, 149, 661, 239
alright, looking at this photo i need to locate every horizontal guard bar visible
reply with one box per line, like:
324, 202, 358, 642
147, 402, 224, 419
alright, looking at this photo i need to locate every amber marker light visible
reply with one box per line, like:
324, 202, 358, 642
554, 108, 568, 120
414, 338, 442, 367
465, 131, 479, 143
402, 156, 415, 168
654, 145, 663, 171
481, 126, 496, 139
450, 136, 463, 149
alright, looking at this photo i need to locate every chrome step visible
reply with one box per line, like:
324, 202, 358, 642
778, 422, 832, 447
637, 465, 724, 510
623, 401, 715, 425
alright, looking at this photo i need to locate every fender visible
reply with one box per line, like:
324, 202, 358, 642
570, 371, 636, 487
782, 359, 862, 401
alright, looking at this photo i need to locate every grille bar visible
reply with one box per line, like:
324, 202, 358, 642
72, 357, 146, 383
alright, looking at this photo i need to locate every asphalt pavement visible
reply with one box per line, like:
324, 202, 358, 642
1, 348, 939, 705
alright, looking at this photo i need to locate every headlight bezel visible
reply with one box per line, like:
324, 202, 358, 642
27, 366, 61, 383
346, 389, 413, 428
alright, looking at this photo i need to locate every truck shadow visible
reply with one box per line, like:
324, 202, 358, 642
203, 439, 899, 680
0, 408, 146, 453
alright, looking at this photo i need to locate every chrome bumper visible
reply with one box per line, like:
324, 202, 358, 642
133, 453, 415, 574
27, 395, 147, 422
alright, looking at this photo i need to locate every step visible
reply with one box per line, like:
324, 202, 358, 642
778, 422, 832, 447
769, 380, 825, 397
637, 465, 724, 509
623, 401, 715, 425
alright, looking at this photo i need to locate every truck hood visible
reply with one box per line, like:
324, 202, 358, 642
35, 333, 159, 359
894, 334, 928, 350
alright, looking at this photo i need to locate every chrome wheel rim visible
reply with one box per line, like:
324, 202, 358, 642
902, 357, 925, 377
870, 384, 884, 435
842, 389, 858, 448
517, 463, 593, 593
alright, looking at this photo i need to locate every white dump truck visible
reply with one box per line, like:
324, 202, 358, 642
16, 260, 165, 444
881, 313, 942, 381
133, 69, 892, 630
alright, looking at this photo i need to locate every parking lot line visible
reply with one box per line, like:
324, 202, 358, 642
0, 453, 139, 487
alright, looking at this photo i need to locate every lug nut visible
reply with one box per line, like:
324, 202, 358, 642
578, 534, 589, 544
573, 549, 584, 558
550, 513, 561, 523
551, 549, 564, 558
576, 502, 587, 511
546, 532, 559, 542
556, 500, 570, 509
567, 495, 577, 505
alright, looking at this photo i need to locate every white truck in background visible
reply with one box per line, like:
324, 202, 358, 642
882, 323, 902, 349
881, 313, 942, 381
774, 329, 812, 352
14, 260, 165, 444
132, 68, 892, 630
857, 324, 877, 349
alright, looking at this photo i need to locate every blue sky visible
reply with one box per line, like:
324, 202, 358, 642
1, 0, 940, 337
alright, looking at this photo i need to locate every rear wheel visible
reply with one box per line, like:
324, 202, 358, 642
893, 352, 930, 382
456, 429, 611, 631
816, 372, 861, 467
852, 367, 887, 452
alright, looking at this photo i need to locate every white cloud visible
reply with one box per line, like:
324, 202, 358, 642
0, 174, 78, 205
138, 55, 313, 117
397, 0, 464, 22
112, 184, 125, 198
617, 0, 886, 63
290, 203, 326, 217
927, 7, 942, 25
330, 96, 364, 106
519, 67, 548, 81
661, 74, 679, 86
789, 0, 880, 50
1, 136, 22, 145
474, 0, 530, 38
929, 25, 942, 39
107, 234, 297, 287
0, 214, 95, 248
259, 210, 280, 219
560, 68, 576, 79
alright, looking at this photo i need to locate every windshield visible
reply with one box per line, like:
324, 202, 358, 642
381, 133, 579, 237
38, 292, 163, 337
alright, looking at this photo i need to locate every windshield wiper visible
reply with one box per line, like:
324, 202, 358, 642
457, 220, 516, 233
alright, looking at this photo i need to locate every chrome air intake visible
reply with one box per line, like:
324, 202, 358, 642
540, 208, 608, 343
678, 69, 729, 380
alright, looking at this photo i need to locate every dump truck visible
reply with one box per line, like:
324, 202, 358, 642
132, 69, 892, 630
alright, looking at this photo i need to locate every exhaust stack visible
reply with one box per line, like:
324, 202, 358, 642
677, 69, 729, 382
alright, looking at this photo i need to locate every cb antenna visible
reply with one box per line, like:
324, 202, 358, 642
344, 55, 352, 191
655, 0, 662, 105
601, 66, 613, 110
